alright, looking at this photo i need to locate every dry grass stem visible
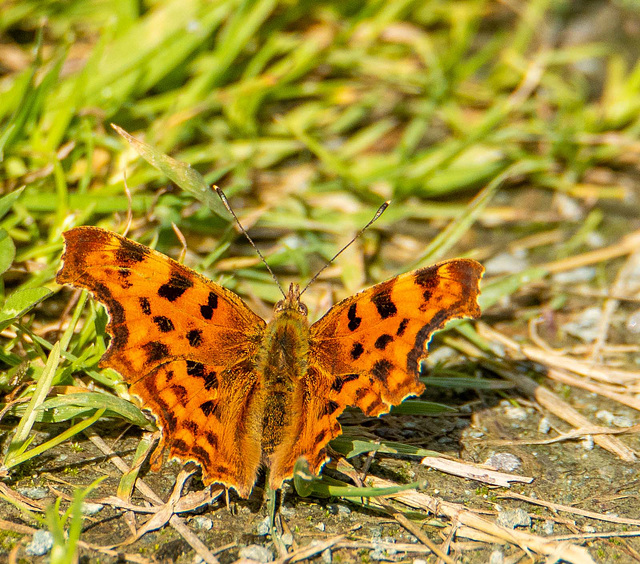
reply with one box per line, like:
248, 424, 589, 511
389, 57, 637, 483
420, 456, 533, 487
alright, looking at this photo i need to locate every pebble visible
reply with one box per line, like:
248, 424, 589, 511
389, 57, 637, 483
581, 435, 594, 450
321, 548, 332, 564
485, 452, 521, 472
538, 417, 551, 434
25, 530, 54, 556
327, 503, 351, 516
17, 487, 48, 500
542, 520, 555, 535
561, 306, 602, 342
238, 545, 273, 563
192, 516, 213, 530
315, 522, 326, 532
502, 404, 528, 421
612, 415, 634, 428
496, 508, 531, 529
256, 516, 270, 536
81, 502, 104, 515
281, 532, 293, 546
280, 502, 296, 517
489, 550, 504, 564
595, 410, 614, 425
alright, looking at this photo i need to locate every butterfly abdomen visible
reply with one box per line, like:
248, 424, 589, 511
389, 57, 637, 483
258, 305, 310, 460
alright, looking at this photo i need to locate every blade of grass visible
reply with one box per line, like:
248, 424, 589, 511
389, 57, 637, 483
4, 408, 106, 470
4, 341, 60, 465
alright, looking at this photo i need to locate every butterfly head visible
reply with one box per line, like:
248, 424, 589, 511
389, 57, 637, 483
274, 283, 308, 317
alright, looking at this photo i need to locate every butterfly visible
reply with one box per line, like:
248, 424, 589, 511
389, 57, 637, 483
57, 225, 483, 498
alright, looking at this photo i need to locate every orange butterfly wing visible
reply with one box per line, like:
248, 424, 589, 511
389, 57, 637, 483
57, 227, 266, 497
268, 259, 484, 484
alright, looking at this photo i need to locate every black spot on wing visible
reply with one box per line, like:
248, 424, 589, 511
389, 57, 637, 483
325, 400, 340, 415
153, 316, 175, 333
371, 283, 397, 319
314, 428, 328, 447
374, 334, 393, 350
139, 297, 151, 315
192, 445, 212, 466
200, 292, 218, 320
205, 431, 219, 449
158, 270, 193, 302
183, 420, 198, 434
186, 360, 205, 378
414, 266, 439, 302
172, 438, 189, 455
118, 268, 132, 288
371, 359, 393, 384
350, 342, 364, 360
396, 318, 409, 337
172, 384, 188, 403
143, 341, 169, 363
203, 370, 218, 391
200, 400, 217, 418
186, 329, 202, 347
331, 372, 359, 393
347, 303, 361, 332
115, 239, 149, 265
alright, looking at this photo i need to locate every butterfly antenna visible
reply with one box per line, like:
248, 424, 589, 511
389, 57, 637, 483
299, 200, 390, 297
215, 186, 286, 298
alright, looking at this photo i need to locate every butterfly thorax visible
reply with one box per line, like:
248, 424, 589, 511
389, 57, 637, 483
257, 283, 310, 459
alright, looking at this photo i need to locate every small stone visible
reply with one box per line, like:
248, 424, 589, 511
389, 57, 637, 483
336, 503, 351, 515
280, 502, 295, 517
17, 487, 48, 500
413, 559, 428, 564
595, 410, 614, 425
256, 516, 270, 536
315, 522, 326, 532
489, 550, 504, 564
238, 545, 273, 563
581, 435, 594, 450
281, 532, 293, 546
192, 516, 213, 530
538, 417, 551, 434
81, 502, 104, 515
583, 525, 596, 533
503, 404, 528, 421
496, 508, 531, 529
612, 415, 633, 428
25, 530, 54, 556
542, 520, 555, 535
321, 548, 332, 564
485, 452, 521, 472
561, 306, 602, 342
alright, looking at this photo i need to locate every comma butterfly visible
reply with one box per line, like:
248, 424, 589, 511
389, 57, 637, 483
57, 225, 483, 498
